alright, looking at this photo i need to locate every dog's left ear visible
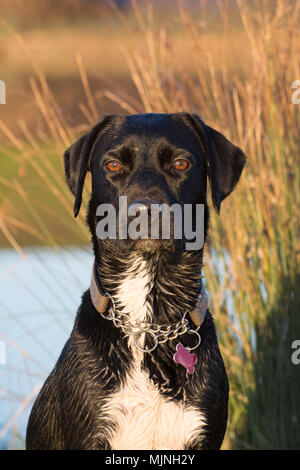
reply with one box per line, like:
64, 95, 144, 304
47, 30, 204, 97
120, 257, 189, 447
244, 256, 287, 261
64, 115, 115, 217
188, 114, 246, 213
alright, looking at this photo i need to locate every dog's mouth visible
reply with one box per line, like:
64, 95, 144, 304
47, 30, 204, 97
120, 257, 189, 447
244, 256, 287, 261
96, 205, 185, 253
95, 196, 204, 253
99, 227, 182, 253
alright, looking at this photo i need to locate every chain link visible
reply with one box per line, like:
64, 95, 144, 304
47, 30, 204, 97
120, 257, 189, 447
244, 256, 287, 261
100, 293, 193, 352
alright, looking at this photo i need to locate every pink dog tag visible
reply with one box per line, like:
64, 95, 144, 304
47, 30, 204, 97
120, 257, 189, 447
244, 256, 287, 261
173, 343, 197, 374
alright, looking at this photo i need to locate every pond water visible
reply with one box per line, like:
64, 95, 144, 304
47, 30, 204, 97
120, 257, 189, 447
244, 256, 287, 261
0, 246, 94, 449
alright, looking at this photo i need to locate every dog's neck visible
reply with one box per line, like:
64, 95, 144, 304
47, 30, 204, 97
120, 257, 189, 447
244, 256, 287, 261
95, 244, 204, 326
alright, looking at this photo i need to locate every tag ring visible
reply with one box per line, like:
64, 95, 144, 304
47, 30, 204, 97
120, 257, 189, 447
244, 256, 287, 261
184, 329, 201, 352
133, 331, 158, 353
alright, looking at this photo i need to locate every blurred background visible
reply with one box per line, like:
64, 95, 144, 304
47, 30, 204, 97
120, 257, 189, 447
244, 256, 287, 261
0, 0, 299, 449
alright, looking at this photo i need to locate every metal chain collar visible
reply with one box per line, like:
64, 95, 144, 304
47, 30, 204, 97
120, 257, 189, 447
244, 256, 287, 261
100, 292, 202, 353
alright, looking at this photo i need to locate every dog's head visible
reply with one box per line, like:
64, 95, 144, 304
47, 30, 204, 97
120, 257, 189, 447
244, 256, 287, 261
63, 113, 245, 253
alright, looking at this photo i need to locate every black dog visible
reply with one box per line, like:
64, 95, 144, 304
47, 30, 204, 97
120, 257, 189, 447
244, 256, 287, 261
26, 112, 245, 450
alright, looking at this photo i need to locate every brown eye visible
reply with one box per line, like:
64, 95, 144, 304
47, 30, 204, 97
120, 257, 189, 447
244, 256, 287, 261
106, 160, 122, 173
173, 159, 189, 171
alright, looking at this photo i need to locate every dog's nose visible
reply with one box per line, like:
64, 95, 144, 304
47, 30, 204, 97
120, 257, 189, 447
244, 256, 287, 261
128, 199, 162, 215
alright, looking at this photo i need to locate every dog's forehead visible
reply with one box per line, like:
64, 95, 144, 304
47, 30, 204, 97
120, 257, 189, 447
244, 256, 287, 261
109, 113, 198, 150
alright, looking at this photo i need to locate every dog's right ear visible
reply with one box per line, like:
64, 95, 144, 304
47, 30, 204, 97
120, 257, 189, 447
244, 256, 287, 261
64, 115, 115, 217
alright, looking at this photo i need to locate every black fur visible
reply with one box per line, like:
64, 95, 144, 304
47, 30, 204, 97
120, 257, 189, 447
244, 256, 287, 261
26, 112, 245, 450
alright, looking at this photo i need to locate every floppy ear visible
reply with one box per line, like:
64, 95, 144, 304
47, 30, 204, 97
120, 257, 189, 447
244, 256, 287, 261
189, 114, 246, 213
64, 115, 115, 217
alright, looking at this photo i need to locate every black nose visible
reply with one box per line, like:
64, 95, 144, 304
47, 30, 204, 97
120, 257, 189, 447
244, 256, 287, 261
128, 199, 161, 215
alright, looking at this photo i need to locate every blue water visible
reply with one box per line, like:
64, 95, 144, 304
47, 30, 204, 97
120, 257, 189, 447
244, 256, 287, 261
0, 246, 93, 449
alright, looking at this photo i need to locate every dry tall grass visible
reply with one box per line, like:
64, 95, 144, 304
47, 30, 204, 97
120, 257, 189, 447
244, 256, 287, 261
0, 0, 299, 449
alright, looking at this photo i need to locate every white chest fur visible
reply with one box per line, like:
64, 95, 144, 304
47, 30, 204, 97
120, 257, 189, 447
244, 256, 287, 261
102, 256, 206, 450
104, 366, 206, 450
